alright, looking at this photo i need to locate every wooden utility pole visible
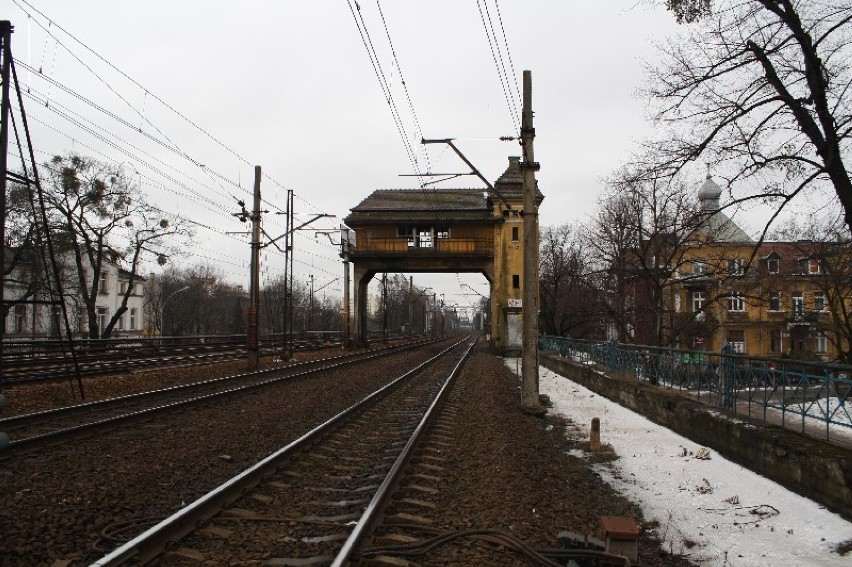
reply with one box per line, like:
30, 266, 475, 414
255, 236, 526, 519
408, 276, 413, 340
247, 165, 262, 369
308, 274, 314, 331
341, 226, 351, 349
521, 70, 543, 414
0, 21, 12, 448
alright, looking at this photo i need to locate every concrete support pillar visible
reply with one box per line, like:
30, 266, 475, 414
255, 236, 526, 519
353, 265, 374, 348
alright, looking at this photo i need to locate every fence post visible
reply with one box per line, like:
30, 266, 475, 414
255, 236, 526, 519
721, 343, 735, 410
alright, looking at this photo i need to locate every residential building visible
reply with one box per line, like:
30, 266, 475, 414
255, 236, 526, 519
661, 176, 849, 361
3, 256, 146, 339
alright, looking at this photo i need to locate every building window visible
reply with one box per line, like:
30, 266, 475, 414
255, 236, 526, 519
50, 305, 61, 337
436, 225, 449, 239
13, 304, 26, 333
809, 259, 822, 274
99, 271, 109, 294
792, 292, 804, 315
767, 258, 779, 274
417, 229, 433, 248
692, 291, 705, 312
693, 261, 707, 275
813, 292, 825, 312
118, 314, 125, 330
815, 332, 828, 353
512, 226, 519, 242
769, 291, 781, 311
674, 293, 682, 313
727, 293, 745, 312
120, 281, 127, 294
770, 329, 782, 353
727, 330, 745, 353
512, 274, 520, 289
130, 308, 137, 330
97, 306, 108, 333
796, 258, 809, 274
727, 259, 744, 276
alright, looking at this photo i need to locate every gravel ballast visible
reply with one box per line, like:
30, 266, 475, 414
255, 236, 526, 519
0, 339, 689, 566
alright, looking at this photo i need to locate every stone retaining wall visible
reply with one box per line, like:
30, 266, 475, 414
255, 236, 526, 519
540, 352, 852, 523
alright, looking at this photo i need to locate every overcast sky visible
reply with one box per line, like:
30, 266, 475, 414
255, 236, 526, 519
5, 0, 691, 316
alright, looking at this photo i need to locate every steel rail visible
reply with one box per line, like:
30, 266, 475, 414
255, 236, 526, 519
330, 337, 476, 566
90, 336, 471, 566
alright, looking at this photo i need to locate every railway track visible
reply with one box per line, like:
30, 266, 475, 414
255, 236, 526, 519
0, 337, 442, 459
88, 335, 629, 567
0, 333, 413, 385
89, 337, 476, 566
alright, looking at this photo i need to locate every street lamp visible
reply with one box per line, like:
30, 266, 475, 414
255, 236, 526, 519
160, 286, 190, 335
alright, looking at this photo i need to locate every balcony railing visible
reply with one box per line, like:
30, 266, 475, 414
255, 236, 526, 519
354, 237, 494, 256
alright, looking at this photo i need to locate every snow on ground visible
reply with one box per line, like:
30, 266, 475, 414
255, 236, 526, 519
762, 397, 852, 444
505, 359, 852, 566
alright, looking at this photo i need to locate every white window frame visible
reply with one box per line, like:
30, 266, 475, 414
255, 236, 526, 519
792, 292, 804, 315
97, 306, 108, 332
130, 308, 137, 330
767, 258, 779, 274
815, 332, 828, 353
692, 291, 705, 312
727, 293, 745, 312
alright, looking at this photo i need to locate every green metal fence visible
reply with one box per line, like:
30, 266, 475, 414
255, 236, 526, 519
539, 335, 852, 442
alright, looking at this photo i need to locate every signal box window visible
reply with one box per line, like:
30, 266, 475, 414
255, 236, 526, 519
512, 274, 520, 289
512, 227, 519, 242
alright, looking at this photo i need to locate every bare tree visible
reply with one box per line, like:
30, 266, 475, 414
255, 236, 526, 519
772, 211, 852, 362
539, 224, 604, 338
651, 0, 852, 235
157, 264, 246, 336
584, 191, 641, 342
41, 153, 191, 338
602, 166, 708, 345
3, 181, 49, 326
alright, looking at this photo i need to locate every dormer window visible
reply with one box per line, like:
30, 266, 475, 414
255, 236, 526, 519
727, 259, 744, 276
809, 259, 822, 274
767, 258, 779, 274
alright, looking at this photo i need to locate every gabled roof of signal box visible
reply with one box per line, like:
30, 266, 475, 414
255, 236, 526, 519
345, 188, 498, 226
344, 156, 543, 226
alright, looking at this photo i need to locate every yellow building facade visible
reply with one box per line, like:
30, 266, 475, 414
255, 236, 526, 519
667, 177, 847, 361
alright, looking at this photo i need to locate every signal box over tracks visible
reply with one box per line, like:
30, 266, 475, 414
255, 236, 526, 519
344, 156, 543, 353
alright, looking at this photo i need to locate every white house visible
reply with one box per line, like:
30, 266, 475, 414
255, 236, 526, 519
3, 257, 146, 339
